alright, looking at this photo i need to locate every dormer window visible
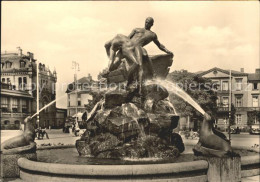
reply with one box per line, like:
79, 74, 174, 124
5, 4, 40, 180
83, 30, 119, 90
6, 61, 12, 69
253, 83, 258, 90
20, 60, 26, 68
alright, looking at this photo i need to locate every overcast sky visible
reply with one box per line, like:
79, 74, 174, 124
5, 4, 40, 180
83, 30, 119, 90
2, 1, 259, 108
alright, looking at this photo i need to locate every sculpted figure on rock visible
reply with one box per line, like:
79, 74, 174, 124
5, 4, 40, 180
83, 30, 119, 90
1, 116, 36, 154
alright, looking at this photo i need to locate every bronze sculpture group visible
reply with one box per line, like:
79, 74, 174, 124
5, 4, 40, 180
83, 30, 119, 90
103, 17, 173, 94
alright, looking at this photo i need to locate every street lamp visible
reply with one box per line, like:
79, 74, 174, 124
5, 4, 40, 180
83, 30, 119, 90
72, 61, 80, 129
36, 60, 40, 128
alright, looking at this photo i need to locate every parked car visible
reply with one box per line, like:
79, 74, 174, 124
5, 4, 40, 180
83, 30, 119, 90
230, 126, 240, 134
249, 124, 260, 135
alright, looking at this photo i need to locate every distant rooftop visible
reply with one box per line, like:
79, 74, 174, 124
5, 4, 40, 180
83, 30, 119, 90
195, 67, 260, 82
66, 75, 98, 93
248, 73, 260, 81
197, 67, 248, 77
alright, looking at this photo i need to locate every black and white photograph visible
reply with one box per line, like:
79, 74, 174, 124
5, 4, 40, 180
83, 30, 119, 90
1, 1, 259, 181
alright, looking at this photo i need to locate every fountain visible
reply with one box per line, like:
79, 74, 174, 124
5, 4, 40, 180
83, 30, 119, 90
1, 17, 259, 181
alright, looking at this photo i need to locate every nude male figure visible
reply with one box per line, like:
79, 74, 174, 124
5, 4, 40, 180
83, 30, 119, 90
103, 17, 173, 93
128, 17, 173, 76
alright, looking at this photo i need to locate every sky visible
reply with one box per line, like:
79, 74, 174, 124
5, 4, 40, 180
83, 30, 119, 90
2, 1, 259, 108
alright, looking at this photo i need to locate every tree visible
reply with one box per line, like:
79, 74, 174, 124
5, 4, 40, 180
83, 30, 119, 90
84, 91, 104, 112
97, 68, 109, 80
230, 104, 236, 126
167, 70, 218, 121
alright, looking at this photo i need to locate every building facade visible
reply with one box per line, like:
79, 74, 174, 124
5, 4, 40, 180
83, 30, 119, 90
197, 67, 260, 130
66, 75, 95, 117
1, 83, 33, 129
1, 48, 57, 128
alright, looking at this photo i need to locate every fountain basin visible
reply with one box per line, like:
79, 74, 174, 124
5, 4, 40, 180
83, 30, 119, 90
17, 146, 260, 182
18, 157, 208, 182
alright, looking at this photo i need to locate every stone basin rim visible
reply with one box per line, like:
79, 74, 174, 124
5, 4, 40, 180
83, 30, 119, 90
17, 145, 259, 177
18, 157, 208, 176
17, 154, 260, 177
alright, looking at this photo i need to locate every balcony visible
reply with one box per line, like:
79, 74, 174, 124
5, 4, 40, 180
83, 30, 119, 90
217, 107, 260, 112
1, 112, 31, 118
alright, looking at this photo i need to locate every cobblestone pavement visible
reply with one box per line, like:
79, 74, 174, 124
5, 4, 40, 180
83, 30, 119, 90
1, 129, 80, 146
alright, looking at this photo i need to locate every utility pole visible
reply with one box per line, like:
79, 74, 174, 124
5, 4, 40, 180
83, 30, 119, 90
72, 61, 80, 128
228, 69, 232, 143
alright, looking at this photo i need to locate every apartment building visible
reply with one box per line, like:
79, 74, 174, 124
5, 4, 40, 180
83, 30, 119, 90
1, 48, 57, 128
198, 67, 260, 129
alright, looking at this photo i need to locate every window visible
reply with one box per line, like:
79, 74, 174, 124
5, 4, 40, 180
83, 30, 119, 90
12, 98, 18, 112
6, 62, 12, 68
7, 78, 10, 84
222, 97, 229, 107
23, 77, 27, 90
78, 101, 81, 106
22, 100, 28, 113
213, 81, 220, 91
4, 120, 10, 125
236, 114, 242, 125
1, 63, 4, 69
253, 83, 258, 90
216, 97, 220, 106
235, 96, 242, 107
14, 120, 20, 125
235, 79, 242, 91
20, 61, 26, 68
1, 97, 8, 112
18, 77, 22, 90
252, 95, 259, 107
222, 81, 229, 91
2, 78, 5, 83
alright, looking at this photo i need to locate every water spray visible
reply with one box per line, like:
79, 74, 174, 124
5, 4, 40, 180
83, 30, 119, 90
145, 79, 206, 115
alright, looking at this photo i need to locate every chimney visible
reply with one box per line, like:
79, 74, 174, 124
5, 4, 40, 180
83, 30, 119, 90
88, 73, 92, 80
256, 68, 260, 74
240, 68, 244, 73
17, 47, 22, 56
27, 52, 34, 59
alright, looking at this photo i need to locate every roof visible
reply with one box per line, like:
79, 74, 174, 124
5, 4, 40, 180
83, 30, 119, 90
1, 53, 35, 62
1, 89, 34, 98
194, 71, 204, 74
248, 73, 260, 81
66, 76, 97, 93
197, 67, 248, 77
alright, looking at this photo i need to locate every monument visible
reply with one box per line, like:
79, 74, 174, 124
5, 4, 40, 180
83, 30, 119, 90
76, 17, 233, 160
1, 17, 241, 182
